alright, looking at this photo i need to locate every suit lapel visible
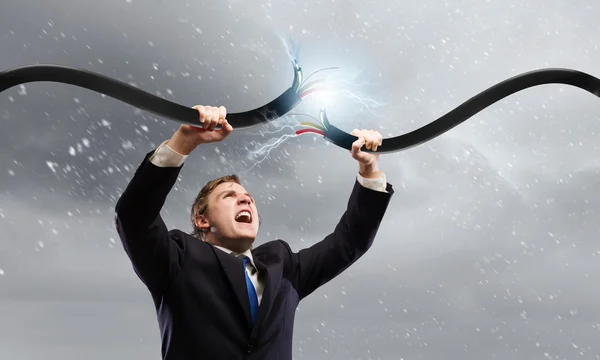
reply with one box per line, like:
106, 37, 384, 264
211, 244, 283, 332
213, 248, 252, 326
250, 251, 281, 336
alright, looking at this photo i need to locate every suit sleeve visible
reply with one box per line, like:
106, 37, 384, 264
114, 147, 187, 295
290, 178, 394, 300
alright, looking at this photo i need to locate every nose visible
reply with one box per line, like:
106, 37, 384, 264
238, 194, 252, 205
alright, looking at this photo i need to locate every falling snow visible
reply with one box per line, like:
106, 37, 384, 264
1, 1, 600, 360
46, 161, 59, 173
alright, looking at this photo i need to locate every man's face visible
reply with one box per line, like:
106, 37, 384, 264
199, 181, 259, 249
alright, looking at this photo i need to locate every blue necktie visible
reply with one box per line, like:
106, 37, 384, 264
243, 256, 259, 325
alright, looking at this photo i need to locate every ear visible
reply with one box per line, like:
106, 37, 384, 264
195, 215, 210, 232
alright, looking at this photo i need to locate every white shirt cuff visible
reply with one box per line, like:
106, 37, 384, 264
356, 172, 388, 193
149, 140, 188, 167
148, 140, 388, 192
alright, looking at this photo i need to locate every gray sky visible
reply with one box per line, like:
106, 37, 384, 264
2, 0, 600, 359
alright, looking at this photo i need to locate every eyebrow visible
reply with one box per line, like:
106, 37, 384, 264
217, 190, 254, 199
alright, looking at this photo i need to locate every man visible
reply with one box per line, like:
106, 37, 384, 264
114, 105, 394, 359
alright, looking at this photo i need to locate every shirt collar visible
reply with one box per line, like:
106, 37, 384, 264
213, 245, 256, 269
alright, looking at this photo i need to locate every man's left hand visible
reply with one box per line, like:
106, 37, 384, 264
350, 129, 383, 179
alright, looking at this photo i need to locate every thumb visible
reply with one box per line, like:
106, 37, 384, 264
216, 119, 233, 138
351, 137, 365, 159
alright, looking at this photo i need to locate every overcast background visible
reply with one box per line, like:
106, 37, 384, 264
2, 0, 600, 359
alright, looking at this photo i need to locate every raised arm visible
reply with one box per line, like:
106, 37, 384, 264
114, 105, 233, 295
288, 129, 395, 299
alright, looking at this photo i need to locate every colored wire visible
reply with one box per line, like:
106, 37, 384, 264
300, 66, 339, 87
295, 128, 325, 136
299, 121, 326, 132
318, 108, 330, 130
293, 60, 303, 92
299, 87, 329, 99
298, 79, 326, 94
286, 112, 326, 128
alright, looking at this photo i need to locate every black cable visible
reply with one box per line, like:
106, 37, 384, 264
321, 68, 600, 153
0, 59, 302, 129
2, 64, 599, 154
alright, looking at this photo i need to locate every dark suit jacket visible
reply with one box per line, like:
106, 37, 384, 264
114, 150, 394, 360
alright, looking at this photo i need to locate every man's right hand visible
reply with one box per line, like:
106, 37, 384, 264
167, 105, 234, 155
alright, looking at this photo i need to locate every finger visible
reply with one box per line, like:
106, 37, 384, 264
207, 107, 219, 130
218, 106, 227, 121
193, 105, 206, 127
364, 131, 382, 151
365, 134, 375, 150
373, 134, 382, 151
203, 106, 212, 129
352, 129, 364, 150
351, 137, 365, 159
371, 132, 381, 150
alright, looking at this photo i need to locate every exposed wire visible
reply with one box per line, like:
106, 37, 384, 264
285, 112, 327, 131
286, 112, 321, 123
295, 128, 325, 136
299, 87, 329, 99
298, 79, 326, 94
319, 108, 331, 130
300, 66, 339, 87
299, 121, 326, 132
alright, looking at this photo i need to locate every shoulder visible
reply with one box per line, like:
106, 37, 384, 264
253, 239, 297, 274
166, 228, 200, 250
253, 239, 293, 254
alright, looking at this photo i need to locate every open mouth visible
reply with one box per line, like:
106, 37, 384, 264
235, 210, 252, 224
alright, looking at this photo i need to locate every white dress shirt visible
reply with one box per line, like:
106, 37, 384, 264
148, 139, 388, 305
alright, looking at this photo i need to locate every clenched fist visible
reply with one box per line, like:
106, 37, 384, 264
350, 128, 383, 178
167, 105, 234, 155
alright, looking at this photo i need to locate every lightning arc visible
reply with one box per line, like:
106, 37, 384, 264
2, 57, 600, 154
